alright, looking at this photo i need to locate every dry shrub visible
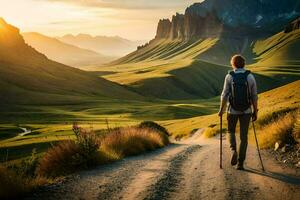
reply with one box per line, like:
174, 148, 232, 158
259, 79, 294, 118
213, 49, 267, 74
37, 141, 80, 177
38, 124, 102, 177
0, 165, 32, 200
139, 121, 170, 136
100, 126, 169, 159
38, 123, 169, 177
258, 112, 297, 149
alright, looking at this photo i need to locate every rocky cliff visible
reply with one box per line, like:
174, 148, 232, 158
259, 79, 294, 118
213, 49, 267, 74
154, 0, 300, 40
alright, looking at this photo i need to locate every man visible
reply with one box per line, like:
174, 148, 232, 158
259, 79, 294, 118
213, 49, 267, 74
218, 55, 258, 170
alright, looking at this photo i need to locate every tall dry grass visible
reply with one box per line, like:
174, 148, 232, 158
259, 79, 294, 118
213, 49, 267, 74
38, 122, 169, 177
0, 122, 169, 199
292, 111, 300, 143
258, 110, 298, 149
0, 165, 29, 200
0, 164, 47, 200
100, 126, 169, 159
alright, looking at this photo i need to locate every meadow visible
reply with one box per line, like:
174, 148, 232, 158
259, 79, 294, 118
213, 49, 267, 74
0, 97, 219, 162
1, 24, 300, 165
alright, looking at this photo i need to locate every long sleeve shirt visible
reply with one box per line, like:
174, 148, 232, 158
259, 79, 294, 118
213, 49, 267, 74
220, 68, 258, 114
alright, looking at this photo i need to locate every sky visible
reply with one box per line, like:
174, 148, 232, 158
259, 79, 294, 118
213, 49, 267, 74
0, 0, 201, 40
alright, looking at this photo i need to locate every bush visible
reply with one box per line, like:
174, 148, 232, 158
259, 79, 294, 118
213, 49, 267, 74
100, 126, 169, 159
38, 124, 100, 177
38, 123, 169, 177
139, 121, 170, 136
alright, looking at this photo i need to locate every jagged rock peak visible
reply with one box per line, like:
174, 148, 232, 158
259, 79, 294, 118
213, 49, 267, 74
154, 0, 300, 40
155, 19, 172, 39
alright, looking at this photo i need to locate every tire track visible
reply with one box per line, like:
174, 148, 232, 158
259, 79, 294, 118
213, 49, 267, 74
144, 145, 201, 200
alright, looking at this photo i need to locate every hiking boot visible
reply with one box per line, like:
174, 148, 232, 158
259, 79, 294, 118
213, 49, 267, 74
237, 163, 244, 170
231, 151, 238, 166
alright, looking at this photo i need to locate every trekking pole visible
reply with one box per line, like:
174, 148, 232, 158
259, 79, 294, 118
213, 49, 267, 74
252, 121, 265, 171
220, 115, 223, 169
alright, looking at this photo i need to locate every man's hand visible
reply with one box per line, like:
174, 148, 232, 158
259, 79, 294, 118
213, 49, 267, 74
252, 111, 258, 122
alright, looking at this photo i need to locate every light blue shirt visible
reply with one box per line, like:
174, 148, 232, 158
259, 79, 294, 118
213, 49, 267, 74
220, 68, 258, 114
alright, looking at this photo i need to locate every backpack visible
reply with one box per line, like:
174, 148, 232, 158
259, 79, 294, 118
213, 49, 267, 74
229, 70, 252, 112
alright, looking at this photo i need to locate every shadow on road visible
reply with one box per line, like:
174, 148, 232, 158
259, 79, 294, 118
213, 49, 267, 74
245, 167, 300, 185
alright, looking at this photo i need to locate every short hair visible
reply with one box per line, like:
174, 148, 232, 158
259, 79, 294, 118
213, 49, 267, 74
231, 55, 245, 68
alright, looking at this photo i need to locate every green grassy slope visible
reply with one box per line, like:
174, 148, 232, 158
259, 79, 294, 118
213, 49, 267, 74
253, 29, 300, 66
98, 38, 233, 99
0, 18, 141, 106
162, 80, 300, 138
94, 21, 300, 100
96, 32, 297, 99
248, 29, 300, 90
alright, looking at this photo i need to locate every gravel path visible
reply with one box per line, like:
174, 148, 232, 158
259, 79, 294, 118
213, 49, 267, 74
28, 129, 300, 200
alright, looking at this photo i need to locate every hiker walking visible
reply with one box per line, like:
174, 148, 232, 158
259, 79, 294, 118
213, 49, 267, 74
218, 55, 258, 170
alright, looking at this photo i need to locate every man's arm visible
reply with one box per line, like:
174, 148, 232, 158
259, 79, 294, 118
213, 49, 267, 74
249, 74, 258, 121
218, 75, 231, 117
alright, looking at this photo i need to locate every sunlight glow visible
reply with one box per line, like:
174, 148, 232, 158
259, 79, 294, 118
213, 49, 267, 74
0, 0, 200, 40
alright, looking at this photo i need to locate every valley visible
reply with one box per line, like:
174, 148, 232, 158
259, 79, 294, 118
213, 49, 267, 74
0, 0, 299, 184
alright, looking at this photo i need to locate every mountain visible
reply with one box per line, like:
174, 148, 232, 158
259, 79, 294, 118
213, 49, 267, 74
22, 32, 114, 68
57, 34, 145, 57
0, 18, 141, 106
100, 0, 300, 100
156, 0, 300, 40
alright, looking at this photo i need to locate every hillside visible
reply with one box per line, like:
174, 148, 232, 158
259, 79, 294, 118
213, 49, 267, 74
162, 80, 300, 138
249, 27, 300, 85
95, 0, 300, 100
0, 18, 141, 106
57, 34, 145, 57
22, 32, 114, 67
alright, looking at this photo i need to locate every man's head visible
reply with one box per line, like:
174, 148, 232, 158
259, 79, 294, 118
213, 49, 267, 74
231, 55, 245, 69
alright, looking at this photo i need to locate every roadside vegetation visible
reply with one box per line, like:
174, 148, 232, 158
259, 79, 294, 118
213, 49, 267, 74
166, 80, 300, 142
0, 121, 169, 199
256, 109, 299, 148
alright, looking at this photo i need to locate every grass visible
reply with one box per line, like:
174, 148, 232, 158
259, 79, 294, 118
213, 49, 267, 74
0, 122, 169, 199
162, 80, 300, 139
0, 165, 35, 199
99, 126, 169, 160
0, 18, 142, 108
83, 30, 300, 101
257, 110, 298, 149
38, 124, 169, 177
1, 18, 300, 170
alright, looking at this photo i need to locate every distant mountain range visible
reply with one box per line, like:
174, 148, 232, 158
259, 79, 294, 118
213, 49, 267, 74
0, 18, 141, 106
22, 32, 115, 67
56, 34, 146, 57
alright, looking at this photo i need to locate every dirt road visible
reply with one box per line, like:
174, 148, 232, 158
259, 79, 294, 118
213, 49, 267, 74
29, 130, 300, 200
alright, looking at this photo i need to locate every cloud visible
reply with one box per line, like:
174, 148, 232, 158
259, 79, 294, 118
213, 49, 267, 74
38, 0, 200, 10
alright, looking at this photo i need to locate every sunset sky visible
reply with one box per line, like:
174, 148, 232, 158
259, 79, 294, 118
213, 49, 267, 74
0, 0, 201, 40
